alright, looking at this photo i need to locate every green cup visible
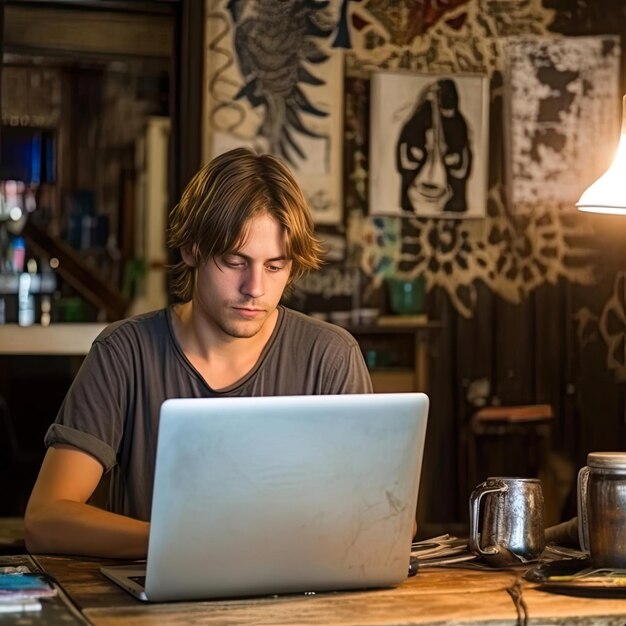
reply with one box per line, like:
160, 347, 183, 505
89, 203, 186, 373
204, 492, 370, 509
385, 276, 425, 315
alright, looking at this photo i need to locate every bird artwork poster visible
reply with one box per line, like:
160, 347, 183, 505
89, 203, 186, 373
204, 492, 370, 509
204, 0, 346, 225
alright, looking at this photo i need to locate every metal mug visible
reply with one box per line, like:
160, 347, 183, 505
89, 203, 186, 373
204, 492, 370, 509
578, 452, 626, 568
469, 477, 546, 566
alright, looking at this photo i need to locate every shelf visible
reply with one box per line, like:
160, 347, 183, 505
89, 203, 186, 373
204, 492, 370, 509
346, 321, 442, 334
348, 322, 441, 393
0, 323, 107, 355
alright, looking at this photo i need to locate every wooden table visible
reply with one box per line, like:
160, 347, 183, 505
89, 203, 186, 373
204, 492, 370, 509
4, 554, 626, 625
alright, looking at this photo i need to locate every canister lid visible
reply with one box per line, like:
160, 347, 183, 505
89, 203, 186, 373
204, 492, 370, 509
587, 452, 626, 469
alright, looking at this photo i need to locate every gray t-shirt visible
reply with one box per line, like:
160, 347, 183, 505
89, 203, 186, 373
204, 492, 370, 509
45, 305, 372, 520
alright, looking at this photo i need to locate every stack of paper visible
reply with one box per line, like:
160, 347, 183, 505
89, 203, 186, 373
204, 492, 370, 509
411, 534, 477, 567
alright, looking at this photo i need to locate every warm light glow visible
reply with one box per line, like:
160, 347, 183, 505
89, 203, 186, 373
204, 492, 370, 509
577, 95, 626, 214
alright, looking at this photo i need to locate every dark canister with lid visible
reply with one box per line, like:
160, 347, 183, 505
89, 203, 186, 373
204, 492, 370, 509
578, 452, 626, 568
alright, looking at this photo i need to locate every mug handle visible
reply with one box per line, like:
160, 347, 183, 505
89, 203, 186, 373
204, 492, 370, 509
577, 466, 590, 554
469, 479, 507, 558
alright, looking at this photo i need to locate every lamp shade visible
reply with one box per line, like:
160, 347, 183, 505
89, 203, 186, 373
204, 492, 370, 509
576, 95, 626, 215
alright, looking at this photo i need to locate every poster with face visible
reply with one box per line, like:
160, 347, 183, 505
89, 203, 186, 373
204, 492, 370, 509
369, 71, 489, 218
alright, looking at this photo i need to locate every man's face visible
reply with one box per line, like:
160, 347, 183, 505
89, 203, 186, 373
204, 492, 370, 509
186, 213, 292, 339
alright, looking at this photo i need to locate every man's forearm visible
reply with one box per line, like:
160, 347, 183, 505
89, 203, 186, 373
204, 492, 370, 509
25, 500, 149, 559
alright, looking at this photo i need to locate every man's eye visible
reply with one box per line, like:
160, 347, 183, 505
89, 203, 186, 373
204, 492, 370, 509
267, 264, 285, 272
224, 258, 245, 268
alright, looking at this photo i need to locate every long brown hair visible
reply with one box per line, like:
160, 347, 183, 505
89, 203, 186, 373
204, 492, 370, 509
168, 147, 324, 301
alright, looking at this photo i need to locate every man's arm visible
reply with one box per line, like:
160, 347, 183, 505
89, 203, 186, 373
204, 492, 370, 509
24, 445, 149, 558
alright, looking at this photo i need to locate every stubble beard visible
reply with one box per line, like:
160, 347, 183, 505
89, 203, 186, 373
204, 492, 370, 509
219, 319, 265, 339
216, 306, 272, 339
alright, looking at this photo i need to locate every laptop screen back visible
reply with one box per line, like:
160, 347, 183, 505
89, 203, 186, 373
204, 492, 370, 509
145, 393, 429, 601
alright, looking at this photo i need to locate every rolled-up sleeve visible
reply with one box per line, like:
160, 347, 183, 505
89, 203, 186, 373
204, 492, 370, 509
45, 336, 130, 472
45, 423, 118, 471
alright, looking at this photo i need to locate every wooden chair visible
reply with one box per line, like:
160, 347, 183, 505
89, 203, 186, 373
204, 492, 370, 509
467, 404, 554, 492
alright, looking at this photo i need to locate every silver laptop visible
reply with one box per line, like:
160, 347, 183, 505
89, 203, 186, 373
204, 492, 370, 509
101, 392, 429, 602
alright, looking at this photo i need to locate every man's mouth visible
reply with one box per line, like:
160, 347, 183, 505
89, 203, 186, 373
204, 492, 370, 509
233, 306, 265, 318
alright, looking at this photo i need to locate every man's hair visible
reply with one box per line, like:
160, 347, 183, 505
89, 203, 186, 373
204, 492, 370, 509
168, 147, 324, 301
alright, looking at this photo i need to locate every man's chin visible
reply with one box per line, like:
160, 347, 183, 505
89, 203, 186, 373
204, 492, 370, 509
220, 319, 266, 339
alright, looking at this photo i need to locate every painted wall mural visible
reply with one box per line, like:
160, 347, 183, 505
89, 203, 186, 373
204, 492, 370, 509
340, 0, 626, 389
352, 189, 595, 318
204, 0, 345, 224
599, 273, 626, 381
346, 0, 553, 72
340, 0, 598, 318
575, 269, 626, 382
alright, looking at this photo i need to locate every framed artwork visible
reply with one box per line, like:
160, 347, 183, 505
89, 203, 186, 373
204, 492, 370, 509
504, 36, 621, 213
203, 0, 345, 225
369, 71, 489, 219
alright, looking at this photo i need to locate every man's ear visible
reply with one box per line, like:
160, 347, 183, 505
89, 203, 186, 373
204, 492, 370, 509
180, 247, 197, 267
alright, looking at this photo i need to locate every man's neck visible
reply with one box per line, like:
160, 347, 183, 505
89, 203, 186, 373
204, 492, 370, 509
171, 302, 279, 390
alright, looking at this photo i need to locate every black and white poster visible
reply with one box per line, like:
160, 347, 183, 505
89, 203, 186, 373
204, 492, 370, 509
369, 71, 489, 219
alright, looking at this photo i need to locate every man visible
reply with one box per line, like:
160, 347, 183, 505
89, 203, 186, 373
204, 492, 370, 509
396, 78, 472, 215
24, 147, 372, 558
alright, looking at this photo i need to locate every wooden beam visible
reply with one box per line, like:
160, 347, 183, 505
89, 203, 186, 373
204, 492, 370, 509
3, 5, 173, 59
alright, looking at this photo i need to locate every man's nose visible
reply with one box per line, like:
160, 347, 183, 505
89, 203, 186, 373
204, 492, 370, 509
240, 265, 264, 298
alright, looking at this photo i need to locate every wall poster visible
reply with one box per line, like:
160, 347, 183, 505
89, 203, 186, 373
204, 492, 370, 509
369, 71, 489, 219
504, 35, 621, 213
203, 0, 345, 225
